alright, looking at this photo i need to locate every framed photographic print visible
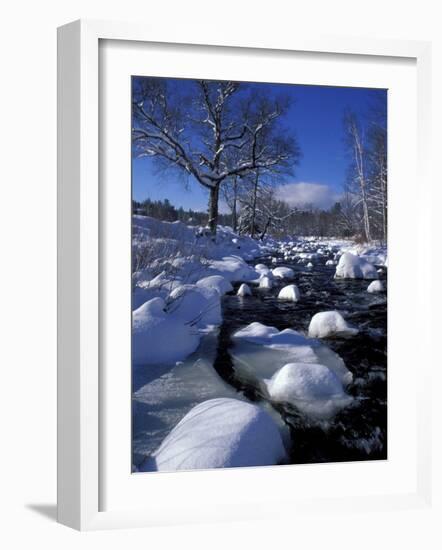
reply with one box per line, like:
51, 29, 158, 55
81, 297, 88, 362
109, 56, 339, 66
57, 19, 432, 530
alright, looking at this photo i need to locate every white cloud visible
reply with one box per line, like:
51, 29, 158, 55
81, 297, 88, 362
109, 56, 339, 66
276, 182, 341, 210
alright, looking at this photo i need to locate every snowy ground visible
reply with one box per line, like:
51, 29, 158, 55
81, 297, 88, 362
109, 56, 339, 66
132, 215, 388, 471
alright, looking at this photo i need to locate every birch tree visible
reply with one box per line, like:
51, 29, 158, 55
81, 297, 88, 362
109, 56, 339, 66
344, 111, 372, 242
367, 103, 387, 242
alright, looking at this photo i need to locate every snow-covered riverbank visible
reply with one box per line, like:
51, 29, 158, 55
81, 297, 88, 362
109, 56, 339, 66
132, 215, 388, 471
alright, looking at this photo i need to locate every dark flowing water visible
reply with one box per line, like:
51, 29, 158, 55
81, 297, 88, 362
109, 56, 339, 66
213, 248, 387, 464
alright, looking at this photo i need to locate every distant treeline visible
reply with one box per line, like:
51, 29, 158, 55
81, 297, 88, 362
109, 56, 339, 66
132, 198, 233, 227
132, 198, 363, 239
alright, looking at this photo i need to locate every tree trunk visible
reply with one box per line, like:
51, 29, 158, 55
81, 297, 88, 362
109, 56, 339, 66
250, 170, 259, 239
231, 175, 238, 233
259, 216, 272, 240
232, 200, 237, 233
381, 172, 387, 244
361, 189, 371, 242
208, 185, 220, 237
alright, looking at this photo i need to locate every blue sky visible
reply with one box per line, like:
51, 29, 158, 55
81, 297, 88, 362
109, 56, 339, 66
132, 79, 386, 212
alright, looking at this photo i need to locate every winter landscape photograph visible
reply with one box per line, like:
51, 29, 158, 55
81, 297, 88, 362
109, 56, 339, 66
131, 76, 388, 473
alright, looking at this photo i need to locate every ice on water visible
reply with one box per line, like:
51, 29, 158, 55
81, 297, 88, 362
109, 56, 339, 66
133, 331, 244, 463
231, 322, 353, 419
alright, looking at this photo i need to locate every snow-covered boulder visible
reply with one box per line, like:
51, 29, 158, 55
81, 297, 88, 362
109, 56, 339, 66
325, 259, 335, 266
335, 252, 378, 280
306, 262, 313, 268
233, 322, 289, 345
231, 322, 352, 418
299, 252, 318, 260
132, 298, 200, 365
232, 322, 352, 386
267, 362, 344, 402
277, 284, 301, 302
237, 283, 252, 297
308, 311, 359, 339
255, 263, 271, 276
367, 280, 385, 293
265, 363, 351, 417
196, 275, 233, 295
168, 284, 222, 327
207, 255, 257, 282
140, 398, 287, 472
272, 266, 295, 279
259, 276, 273, 289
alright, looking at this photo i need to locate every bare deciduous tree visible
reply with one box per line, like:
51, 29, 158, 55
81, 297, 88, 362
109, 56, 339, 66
132, 78, 299, 237
221, 174, 240, 232
344, 111, 372, 242
367, 102, 388, 242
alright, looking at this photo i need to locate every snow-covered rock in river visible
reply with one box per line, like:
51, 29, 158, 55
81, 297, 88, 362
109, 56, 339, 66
272, 266, 295, 279
266, 363, 352, 418
237, 283, 252, 297
231, 322, 352, 418
308, 311, 359, 339
277, 284, 300, 302
232, 322, 352, 384
367, 280, 385, 293
259, 276, 273, 289
268, 362, 344, 401
207, 255, 258, 282
299, 252, 318, 260
255, 263, 271, 276
306, 262, 313, 268
196, 275, 233, 295
132, 297, 200, 365
334, 252, 378, 280
139, 398, 287, 472
339, 244, 387, 268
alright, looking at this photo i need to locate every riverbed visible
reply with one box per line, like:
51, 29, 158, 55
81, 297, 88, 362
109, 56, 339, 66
132, 240, 387, 468
214, 249, 387, 464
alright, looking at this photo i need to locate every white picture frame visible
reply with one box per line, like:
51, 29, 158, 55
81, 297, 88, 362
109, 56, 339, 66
57, 19, 433, 531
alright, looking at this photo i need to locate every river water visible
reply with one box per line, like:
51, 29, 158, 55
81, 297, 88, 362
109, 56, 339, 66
213, 248, 387, 464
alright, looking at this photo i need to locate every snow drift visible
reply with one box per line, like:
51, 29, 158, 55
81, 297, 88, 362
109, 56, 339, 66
196, 275, 233, 295
132, 297, 200, 365
168, 284, 222, 328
